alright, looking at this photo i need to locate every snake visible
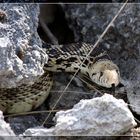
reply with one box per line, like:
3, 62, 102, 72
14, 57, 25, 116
0, 42, 120, 114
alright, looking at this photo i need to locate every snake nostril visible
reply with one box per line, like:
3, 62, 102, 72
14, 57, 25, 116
111, 83, 115, 88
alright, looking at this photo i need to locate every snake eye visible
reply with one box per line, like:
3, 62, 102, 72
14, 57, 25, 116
100, 72, 103, 77
92, 73, 96, 76
116, 69, 119, 74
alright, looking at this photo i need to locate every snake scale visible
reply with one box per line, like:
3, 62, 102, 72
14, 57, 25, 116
0, 42, 120, 114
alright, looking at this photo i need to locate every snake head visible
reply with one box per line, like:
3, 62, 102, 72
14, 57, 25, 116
88, 60, 120, 88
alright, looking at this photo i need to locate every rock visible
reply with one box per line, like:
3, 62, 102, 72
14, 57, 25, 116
3, 3, 140, 137
126, 80, 140, 115
23, 127, 55, 136
0, 4, 50, 135
61, 4, 140, 115
0, 111, 15, 136
53, 93, 136, 136
7, 115, 46, 135
23, 94, 137, 136
0, 4, 48, 88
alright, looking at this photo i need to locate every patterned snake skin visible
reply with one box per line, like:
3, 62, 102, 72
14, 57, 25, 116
0, 42, 120, 114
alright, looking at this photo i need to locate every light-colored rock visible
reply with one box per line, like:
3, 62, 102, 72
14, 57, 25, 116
23, 94, 137, 136
0, 111, 15, 136
0, 4, 50, 135
23, 127, 55, 136
53, 93, 137, 136
0, 4, 48, 88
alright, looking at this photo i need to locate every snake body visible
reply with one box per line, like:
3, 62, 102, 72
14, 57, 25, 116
43, 42, 120, 88
0, 42, 120, 114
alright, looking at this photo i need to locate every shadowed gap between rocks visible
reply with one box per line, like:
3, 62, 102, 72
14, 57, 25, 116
38, 4, 75, 44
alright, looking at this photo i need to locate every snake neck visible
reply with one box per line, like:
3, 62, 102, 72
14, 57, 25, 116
44, 56, 91, 74
43, 43, 120, 88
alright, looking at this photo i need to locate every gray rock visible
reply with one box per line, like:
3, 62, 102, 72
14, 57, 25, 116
4, 3, 140, 136
126, 80, 140, 115
0, 4, 48, 88
23, 94, 137, 136
53, 94, 137, 136
0, 3, 49, 136
61, 4, 140, 115
0, 111, 15, 136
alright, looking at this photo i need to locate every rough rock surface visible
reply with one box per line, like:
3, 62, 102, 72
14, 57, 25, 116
62, 4, 140, 114
0, 111, 15, 136
0, 4, 48, 88
23, 94, 137, 136
3, 4, 140, 137
0, 3, 49, 135
126, 81, 140, 115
